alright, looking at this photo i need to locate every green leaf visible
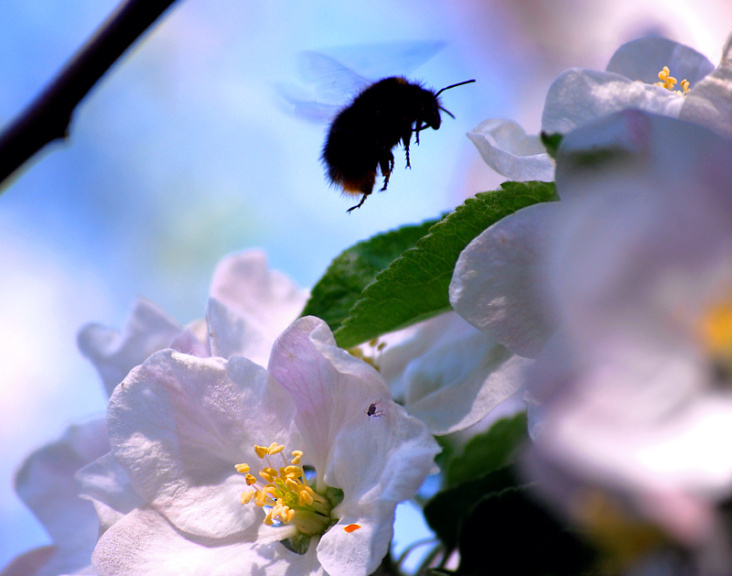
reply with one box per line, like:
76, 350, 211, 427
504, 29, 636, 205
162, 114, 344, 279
424, 466, 518, 550
300, 218, 440, 332
457, 487, 597, 576
445, 412, 528, 489
540, 131, 563, 159
334, 181, 558, 348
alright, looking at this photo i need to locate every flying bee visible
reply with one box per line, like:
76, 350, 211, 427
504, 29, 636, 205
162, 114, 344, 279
322, 77, 475, 212
277, 42, 475, 212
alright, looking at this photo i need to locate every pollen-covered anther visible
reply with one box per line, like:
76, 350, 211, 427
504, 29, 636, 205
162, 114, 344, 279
348, 337, 387, 371
259, 467, 277, 483
700, 297, 732, 356
290, 450, 303, 465
299, 488, 314, 506
234, 463, 250, 474
653, 65, 690, 96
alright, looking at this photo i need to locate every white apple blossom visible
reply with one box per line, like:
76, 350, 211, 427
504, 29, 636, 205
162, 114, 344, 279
2, 251, 308, 576
469, 35, 727, 181
82, 316, 439, 576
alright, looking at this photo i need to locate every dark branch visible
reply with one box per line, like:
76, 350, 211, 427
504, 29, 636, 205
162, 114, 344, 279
0, 0, 181, 188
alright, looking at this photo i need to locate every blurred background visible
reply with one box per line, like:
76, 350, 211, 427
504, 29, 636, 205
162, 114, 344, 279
1, 0, 730, 567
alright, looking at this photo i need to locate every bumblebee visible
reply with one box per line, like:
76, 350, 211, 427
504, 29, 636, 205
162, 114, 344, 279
321, 77, 475, 212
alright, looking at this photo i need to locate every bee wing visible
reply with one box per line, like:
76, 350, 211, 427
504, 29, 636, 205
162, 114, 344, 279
276, 81, 345, 124
277, 40, 446, 124
317, 40, 446, 81
298, 51, 373, 105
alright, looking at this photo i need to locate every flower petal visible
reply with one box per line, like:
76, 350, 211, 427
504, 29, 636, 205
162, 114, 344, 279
467, 119, 554, 181
92, 508, 317, 576
13, 419, 109, 576
268, 316, 392, 478
78, 298, 183, 397
107, 350, 295, 538
205, 251, 308, 366
681, 35, 732, 139
321, 402, 439, 576
606, 36, 714, 86
542, 68, 684, 136
450, 202, 558, 358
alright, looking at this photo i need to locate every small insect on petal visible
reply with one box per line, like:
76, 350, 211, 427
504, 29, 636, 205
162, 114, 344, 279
365, 400, 384, 418
344, 524, 362, 533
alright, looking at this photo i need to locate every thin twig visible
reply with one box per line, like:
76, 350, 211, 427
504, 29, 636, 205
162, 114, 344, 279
0, 0, 181, 189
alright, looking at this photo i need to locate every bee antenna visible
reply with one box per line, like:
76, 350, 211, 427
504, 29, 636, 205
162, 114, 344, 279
435, 79, 476, 97
439, 105, 456, 119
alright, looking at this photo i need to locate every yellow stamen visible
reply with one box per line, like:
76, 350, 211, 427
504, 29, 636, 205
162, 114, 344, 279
236, 442, 336, 537
267, 442, 285, 455
348, 337, 387, 371
299, 489, 314, 506
653, 65, 690, 96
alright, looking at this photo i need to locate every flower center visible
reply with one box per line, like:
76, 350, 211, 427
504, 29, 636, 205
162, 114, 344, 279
653, 66, 690, 95
235, 442, 336, 539
348, 337, 387, 371
700, 296, 732, 383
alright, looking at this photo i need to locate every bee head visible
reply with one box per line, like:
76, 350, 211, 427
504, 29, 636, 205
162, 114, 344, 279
431, 79, 476, 128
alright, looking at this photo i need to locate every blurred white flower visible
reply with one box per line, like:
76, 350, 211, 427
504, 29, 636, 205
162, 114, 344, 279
79, 250, 309, 376
82, 317, 439, 576
517, 110, 732, 568
469, 35, 727, 181
0, 421, 107, 576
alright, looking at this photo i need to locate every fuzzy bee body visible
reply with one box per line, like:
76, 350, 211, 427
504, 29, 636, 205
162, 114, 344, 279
321, 76, 474, 212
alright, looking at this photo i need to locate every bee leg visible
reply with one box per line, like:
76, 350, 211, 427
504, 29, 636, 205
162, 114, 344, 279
379, 151, 394, 192
347, 193, 369, 213
402, 130, 414, 168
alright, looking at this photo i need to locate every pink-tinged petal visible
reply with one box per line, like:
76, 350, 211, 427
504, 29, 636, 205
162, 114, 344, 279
407, 344, 531, 436
450, 202, 558, 358
92, 508, 318, 576
606, 36, 713, 86
76, 452, 145, 535
78, 298, 183, 397
168, 324, 210, 357
317, 509, 391, 576
268, 316, 391, 478
107, 351, 295, 539
320, 403, 438, 576
205, 251, 308, 366
382, 312, 528, 434
0, 546, 56, 576
541, 68, 684, 136
467, 119, 554, 181
327, 401, 438, 506
210, 250, 308, 334
205, 298, 274, 365
681, 35, 732, 139
13, 419, 109, 576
